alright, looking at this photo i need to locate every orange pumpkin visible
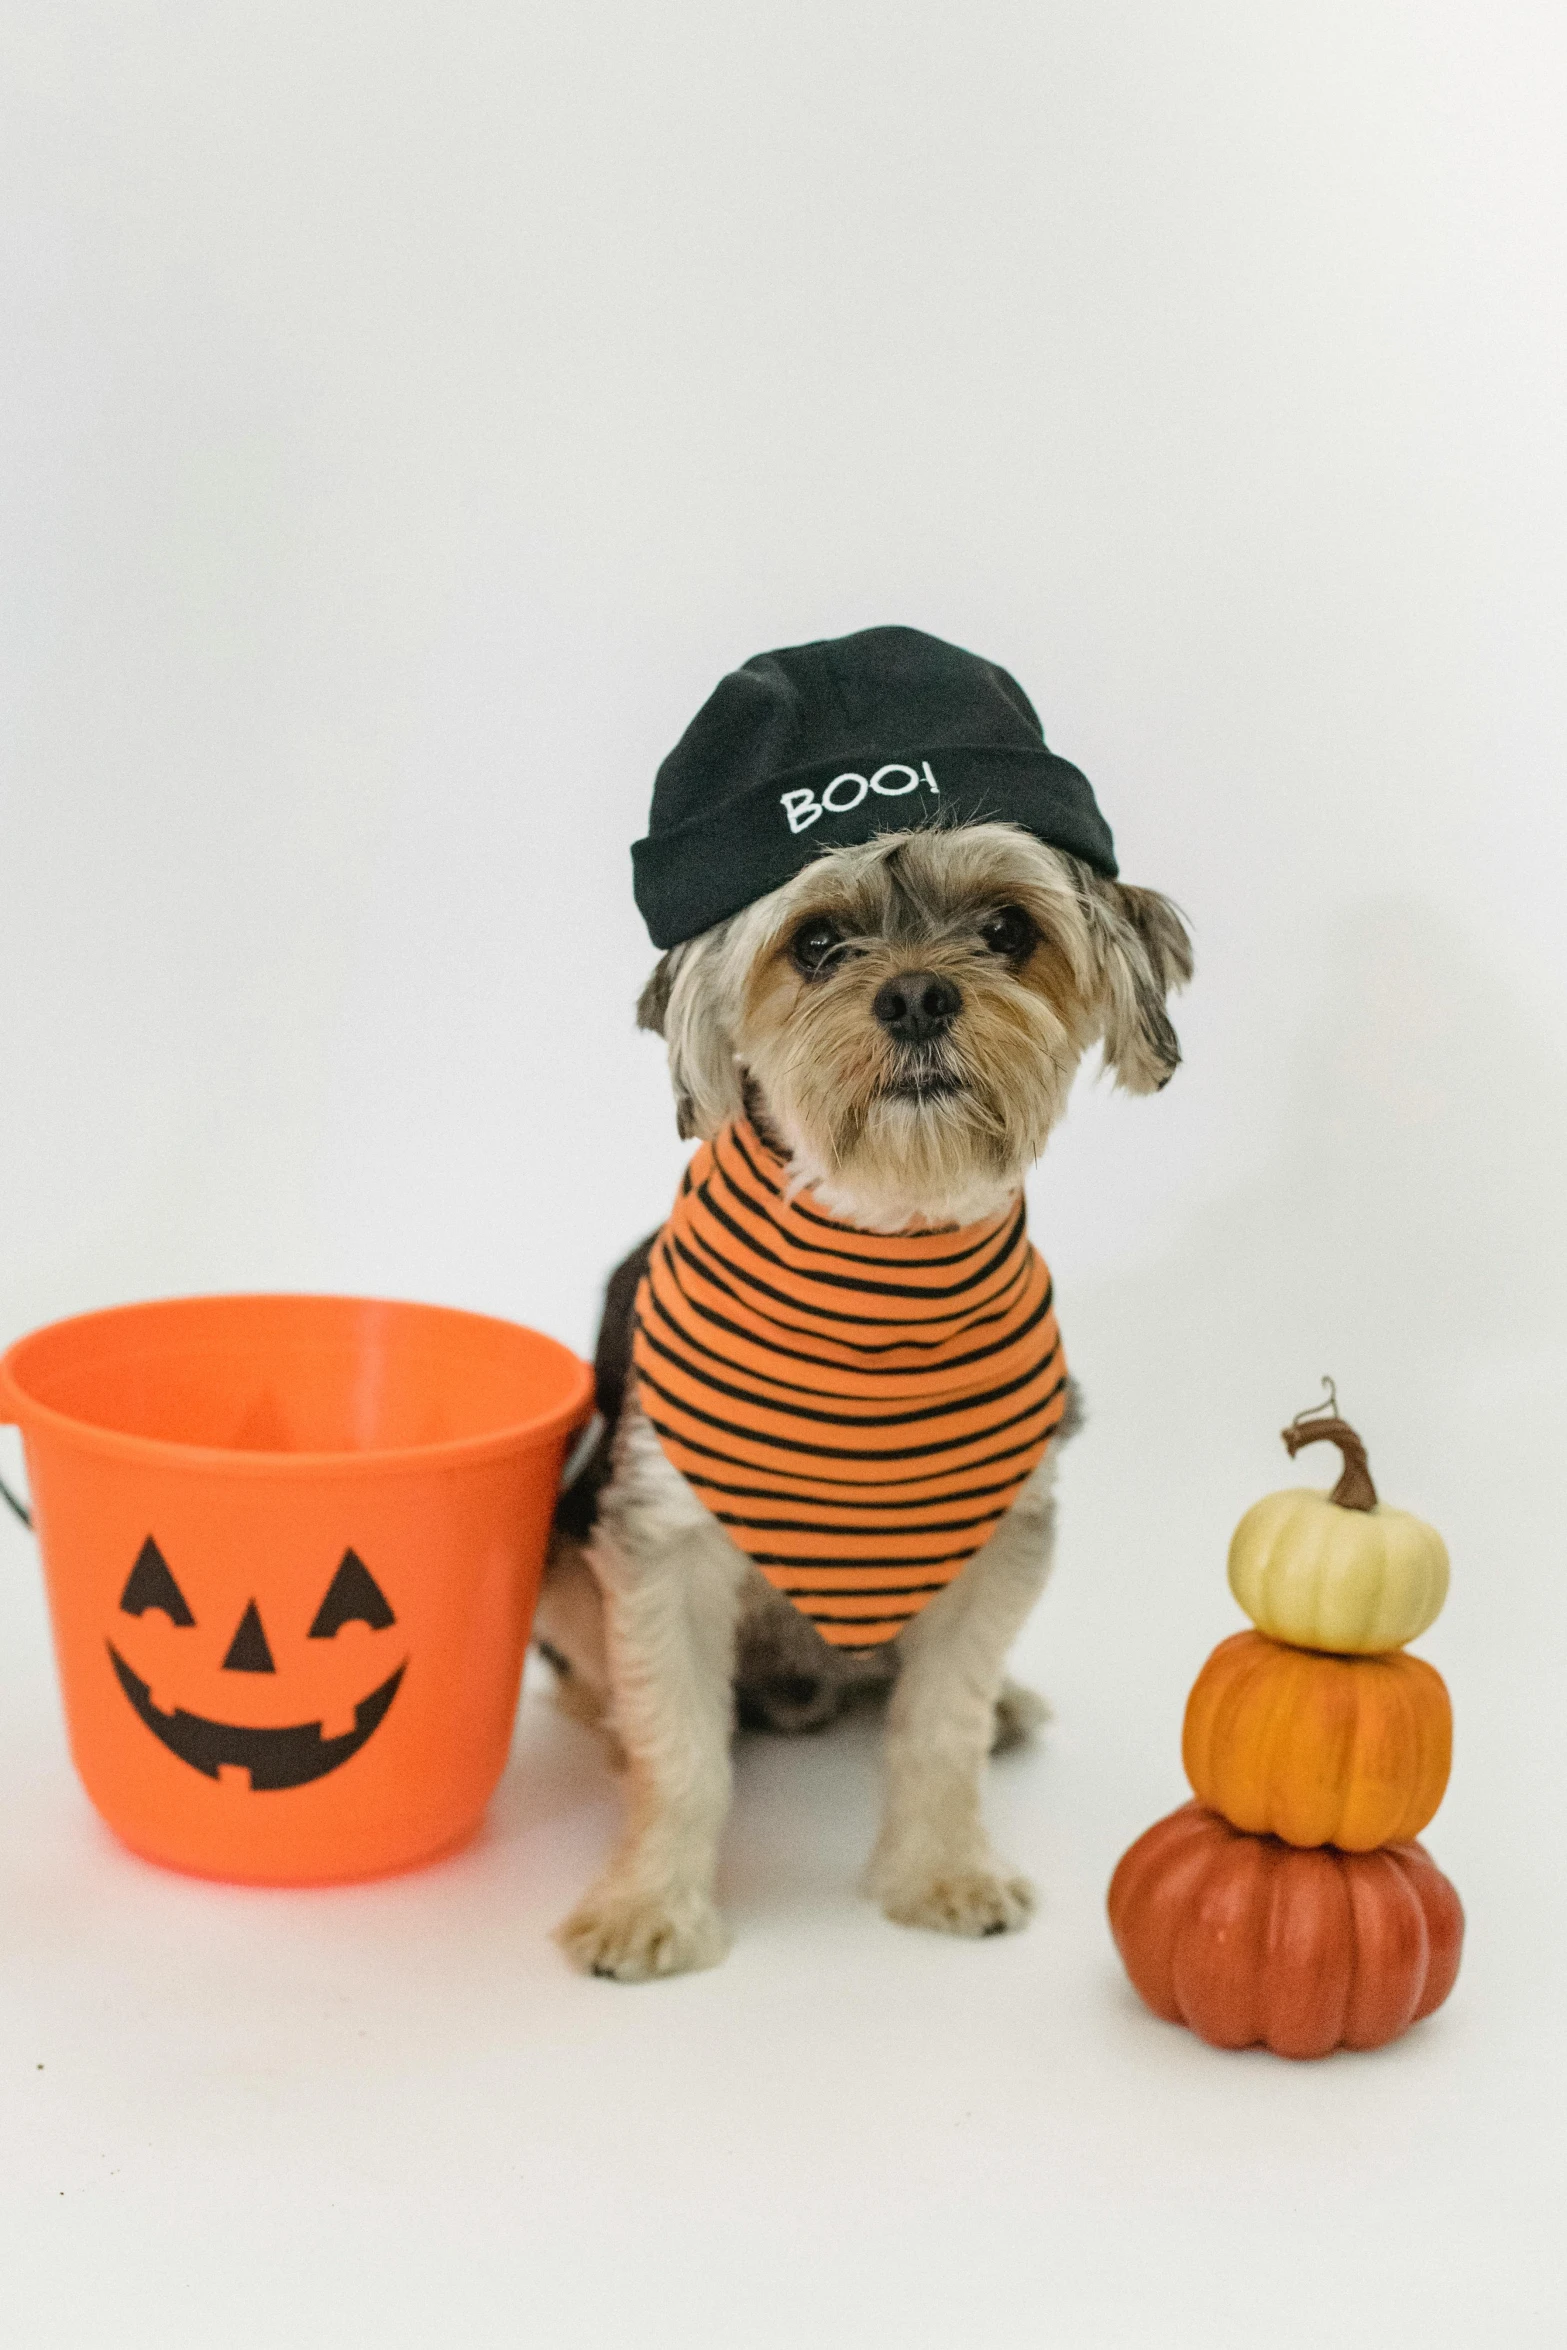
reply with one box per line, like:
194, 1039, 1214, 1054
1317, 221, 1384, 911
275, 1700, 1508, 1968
1108, 1803, 1463, 2058
1182, 1629, 1451, 1850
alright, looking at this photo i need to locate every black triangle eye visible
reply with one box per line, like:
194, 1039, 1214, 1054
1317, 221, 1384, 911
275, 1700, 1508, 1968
308, 1550, 396, 1639
119, 1537, 195, 1627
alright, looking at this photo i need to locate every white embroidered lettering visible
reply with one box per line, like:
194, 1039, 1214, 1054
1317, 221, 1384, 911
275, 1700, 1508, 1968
869, 763, 920, 796
784, 762, 939, 830
780, 788, 823, 833
822, 771, 870, 814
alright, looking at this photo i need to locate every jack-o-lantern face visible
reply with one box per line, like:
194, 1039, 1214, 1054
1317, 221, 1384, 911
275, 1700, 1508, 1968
106, 1536, 406, 1791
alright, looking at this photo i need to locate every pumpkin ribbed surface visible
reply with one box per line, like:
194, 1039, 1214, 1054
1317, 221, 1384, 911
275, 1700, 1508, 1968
1108, 1803, 1464, 2058
1227, 1486, 1449, 1654
1182, 1629, 1451, 1850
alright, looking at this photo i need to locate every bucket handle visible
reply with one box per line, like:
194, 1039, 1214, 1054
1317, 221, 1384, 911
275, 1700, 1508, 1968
0, 1368, 32, 1529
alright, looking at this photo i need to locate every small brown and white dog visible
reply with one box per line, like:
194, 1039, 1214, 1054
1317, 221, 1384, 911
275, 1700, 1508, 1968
537, 817, 1191, 1980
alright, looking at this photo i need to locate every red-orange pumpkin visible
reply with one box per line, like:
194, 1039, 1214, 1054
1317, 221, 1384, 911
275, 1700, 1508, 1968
1108, 1802, 1463, 2059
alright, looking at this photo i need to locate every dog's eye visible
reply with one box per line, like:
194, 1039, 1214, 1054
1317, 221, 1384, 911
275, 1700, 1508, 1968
979, 905, 1038, 961
789, 917, 844, 976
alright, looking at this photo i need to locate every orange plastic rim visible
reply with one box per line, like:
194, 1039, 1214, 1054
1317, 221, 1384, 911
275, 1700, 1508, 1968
0, 1294, 592, 1884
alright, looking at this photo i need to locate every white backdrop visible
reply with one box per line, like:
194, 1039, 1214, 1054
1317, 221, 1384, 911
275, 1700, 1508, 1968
3, 6, 1565, 2345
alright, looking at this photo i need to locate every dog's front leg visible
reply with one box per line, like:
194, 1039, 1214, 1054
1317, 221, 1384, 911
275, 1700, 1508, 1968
555, 1422, 749, 1981
866, 1469, 1057, 1938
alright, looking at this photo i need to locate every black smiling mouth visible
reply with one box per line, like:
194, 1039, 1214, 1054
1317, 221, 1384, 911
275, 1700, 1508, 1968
107, 1644, 406, 1791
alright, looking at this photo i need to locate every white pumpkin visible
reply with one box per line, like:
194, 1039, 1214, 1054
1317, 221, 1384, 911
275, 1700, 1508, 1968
1226, 1396, 1449, 1655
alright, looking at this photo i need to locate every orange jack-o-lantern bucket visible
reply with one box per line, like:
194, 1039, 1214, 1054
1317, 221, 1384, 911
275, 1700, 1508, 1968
0, 1294, 591, 1884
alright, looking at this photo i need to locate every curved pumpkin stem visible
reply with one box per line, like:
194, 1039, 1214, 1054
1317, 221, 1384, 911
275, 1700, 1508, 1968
1281, 1384, 1378, 1512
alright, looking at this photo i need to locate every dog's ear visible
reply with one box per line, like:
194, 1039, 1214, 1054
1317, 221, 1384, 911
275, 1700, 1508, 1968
638, 933, 745, 1140
637, 951, 697, 1136
1088, 880, 1193, 1094
637, 953, 677, 1037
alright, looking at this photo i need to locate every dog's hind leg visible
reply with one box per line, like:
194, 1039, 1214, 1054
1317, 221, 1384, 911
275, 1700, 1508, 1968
554, 1406, 750, 1982
533, 1537, 617, 1742
992, 1678, 1049, 1753
865, 1460, 1058, 1938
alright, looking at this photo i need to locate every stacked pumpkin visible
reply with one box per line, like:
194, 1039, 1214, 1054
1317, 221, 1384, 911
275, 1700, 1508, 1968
1109, 1393, 1464, 2060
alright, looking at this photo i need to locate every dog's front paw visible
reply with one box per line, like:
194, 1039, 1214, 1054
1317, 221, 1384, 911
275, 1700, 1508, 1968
876, 1863, 1037, 1939
554, 1880, 729, 1982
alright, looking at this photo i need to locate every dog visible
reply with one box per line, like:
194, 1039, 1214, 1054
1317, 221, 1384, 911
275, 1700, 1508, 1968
537, 804, 1190, 1980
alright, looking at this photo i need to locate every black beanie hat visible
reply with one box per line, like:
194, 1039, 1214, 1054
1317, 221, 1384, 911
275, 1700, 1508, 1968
632, 624, 1118, 950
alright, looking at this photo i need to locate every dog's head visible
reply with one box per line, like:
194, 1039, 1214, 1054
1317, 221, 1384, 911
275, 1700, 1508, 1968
637, 822, 1192, 1228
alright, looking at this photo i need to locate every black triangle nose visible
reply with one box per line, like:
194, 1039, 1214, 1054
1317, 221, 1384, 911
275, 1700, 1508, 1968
222, 1600, 276, 1673
872, 971, 962, 1045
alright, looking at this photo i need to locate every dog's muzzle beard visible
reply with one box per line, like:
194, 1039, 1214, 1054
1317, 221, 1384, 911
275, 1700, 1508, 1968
869, 967, 965, 1105
753, 990, 1052, 1206
880, 1050, 966, 1104
740, 911, 1092, 1216
816, 1050, 1024, 1196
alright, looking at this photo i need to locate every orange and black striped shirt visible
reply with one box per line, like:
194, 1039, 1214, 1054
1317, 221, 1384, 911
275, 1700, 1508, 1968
632, 1120, 1068, 1650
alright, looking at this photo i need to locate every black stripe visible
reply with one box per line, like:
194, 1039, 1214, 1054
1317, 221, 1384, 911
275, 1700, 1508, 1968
675, 1465, 1052, 1508
715, 1506, 1007, 1536
641, 1279, 885, 1406
666, 1227, 1038, 1350
721, 1127, 783, 1192
643, 1381, 1071, 1475
767, 1580, 959, 1599
637, 1318, 1062, 1432
643, 1406, 1066, 1489
668, 1228, 996, 1335
648, 1259, 1052, 1372
641, 1268, 1055, 1399
723, 1127, 981, 1256
694, 1175, 1029, 1304
749, 1547, 979, 1570
721, 1129, 1013, 1272
653, 1238, 1021, 1362
636, 1365, 1068, 1464
792, 1196, 958, 1236
706, 1165, 1029, 1300
796, 1609, 923, 1628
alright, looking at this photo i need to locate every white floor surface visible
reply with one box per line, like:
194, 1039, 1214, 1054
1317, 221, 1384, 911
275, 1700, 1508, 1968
2, 1300, 1561, 2350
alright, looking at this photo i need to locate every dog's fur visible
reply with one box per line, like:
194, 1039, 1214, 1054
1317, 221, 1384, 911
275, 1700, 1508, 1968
538, 822, 1190, 1979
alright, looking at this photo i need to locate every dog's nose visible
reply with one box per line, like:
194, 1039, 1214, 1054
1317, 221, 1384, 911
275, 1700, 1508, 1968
872, 971, 962, 1044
